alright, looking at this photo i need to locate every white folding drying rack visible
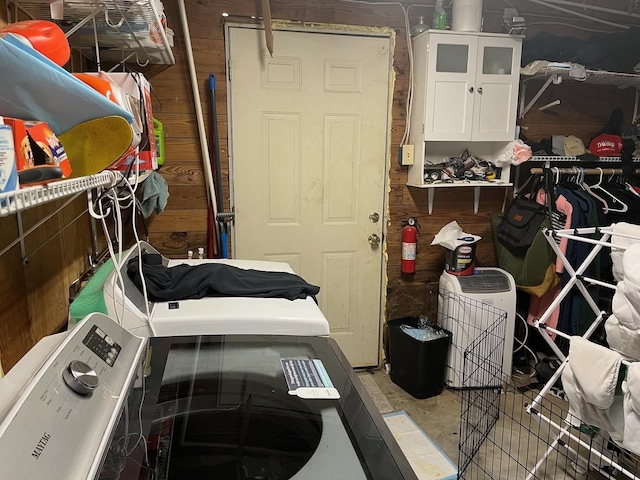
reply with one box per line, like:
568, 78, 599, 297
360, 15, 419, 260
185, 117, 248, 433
526, 224, 640, 480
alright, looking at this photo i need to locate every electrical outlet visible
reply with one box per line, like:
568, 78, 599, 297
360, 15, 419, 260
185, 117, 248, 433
400, 144, 414, 166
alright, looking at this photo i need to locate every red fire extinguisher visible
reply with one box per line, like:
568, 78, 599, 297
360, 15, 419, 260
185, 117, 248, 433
401, 217, 419, 273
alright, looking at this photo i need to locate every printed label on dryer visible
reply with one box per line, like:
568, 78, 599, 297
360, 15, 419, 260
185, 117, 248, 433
281, 359, 340, 399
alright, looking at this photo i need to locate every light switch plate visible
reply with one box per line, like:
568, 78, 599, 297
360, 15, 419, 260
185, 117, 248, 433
400, 144, 414, 166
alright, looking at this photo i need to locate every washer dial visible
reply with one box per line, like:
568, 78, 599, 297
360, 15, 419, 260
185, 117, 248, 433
62, 360, 99, 395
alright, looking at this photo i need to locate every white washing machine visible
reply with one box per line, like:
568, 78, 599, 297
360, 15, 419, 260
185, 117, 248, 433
101, 241, 330, 338
0, 313, 417, 480
438, 267, 516, 388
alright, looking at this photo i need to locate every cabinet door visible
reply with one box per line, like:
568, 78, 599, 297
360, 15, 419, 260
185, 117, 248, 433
473, 36, 522, 141
424, 33, 477, 141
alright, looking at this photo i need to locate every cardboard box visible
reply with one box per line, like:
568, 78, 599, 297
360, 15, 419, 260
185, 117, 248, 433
81, 72, 157, 173
3, 117, 72, 185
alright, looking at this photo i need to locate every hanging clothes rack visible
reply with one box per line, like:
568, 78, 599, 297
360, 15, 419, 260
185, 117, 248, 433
525, 224, 640, 480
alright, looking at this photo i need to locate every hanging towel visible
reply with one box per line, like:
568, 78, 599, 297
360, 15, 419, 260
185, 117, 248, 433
623, 363, 640, 455
562, 336, 623, 433
141, 171, 169, 218
605, 314, 640, 361
611, 222, 640, 282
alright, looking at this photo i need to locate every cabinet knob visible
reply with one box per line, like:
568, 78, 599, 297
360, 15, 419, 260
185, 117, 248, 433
477, 87, 483, 94
468, 86, 474, 93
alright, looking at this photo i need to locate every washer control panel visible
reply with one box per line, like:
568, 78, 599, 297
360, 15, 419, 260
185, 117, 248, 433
0, 313, 146, 480
83, 325, 122, 367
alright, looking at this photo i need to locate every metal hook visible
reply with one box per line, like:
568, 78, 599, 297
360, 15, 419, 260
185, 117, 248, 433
104, 6, 125, 28
87, 189, 110, 220
136, 51, 150, 67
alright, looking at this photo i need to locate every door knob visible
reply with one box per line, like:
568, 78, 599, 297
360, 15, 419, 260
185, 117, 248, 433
368, 233, 381, 247
477, 87, 483, 94
468, 86, 474, 93
369, 212, 380, 223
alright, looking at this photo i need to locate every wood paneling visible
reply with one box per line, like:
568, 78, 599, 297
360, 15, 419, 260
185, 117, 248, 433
0, 215, 31, 370
0, 195, 92, 370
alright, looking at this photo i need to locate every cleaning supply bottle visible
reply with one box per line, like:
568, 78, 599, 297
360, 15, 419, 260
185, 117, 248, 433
0, 117, 19, 204
410, 16, 429, 37
432, 0, 447, 29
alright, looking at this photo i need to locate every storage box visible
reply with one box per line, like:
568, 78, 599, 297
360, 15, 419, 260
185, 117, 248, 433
102, 72, 157, 173
3, 117, 71, 185
388, 317, 452, 399
79, 71, 157, 173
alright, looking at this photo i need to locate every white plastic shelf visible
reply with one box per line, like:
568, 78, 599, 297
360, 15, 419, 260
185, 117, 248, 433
406, 180, 513, 215
0, 171, 118, 217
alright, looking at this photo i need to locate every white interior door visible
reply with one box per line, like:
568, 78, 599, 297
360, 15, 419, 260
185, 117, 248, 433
226, 25, 392, 367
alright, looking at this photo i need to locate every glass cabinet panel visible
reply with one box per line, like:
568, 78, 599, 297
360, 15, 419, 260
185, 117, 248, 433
435, 44, 469, 73
482, 46, 513, 75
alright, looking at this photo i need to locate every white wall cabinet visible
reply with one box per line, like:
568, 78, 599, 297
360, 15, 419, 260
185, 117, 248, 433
407, 30, 523, 206
413, 29, 522, 143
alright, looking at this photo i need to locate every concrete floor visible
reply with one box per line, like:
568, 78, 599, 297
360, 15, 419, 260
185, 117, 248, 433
358, 367, 639, 480
358, 368, 462, 463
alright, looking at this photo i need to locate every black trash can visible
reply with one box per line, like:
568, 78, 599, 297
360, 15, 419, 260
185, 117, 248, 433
387, 316, 452, 399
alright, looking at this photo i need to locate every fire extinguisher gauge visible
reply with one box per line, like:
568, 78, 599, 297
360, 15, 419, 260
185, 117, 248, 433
402, 216, 420, 230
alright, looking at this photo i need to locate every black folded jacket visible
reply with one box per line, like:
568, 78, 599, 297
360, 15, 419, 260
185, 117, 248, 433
127, 253, 320, 302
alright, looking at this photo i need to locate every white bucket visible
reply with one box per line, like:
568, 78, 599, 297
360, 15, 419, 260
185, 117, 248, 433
452, 0, 483, 32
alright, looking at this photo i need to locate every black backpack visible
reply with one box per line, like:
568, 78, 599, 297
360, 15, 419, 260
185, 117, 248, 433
496, 197, 548, 256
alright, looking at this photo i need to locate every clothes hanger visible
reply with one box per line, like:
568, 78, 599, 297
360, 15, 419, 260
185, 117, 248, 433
578, 167, 610, 211
588, 167, 628, 213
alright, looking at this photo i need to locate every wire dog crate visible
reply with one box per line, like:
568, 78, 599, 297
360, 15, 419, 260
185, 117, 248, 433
458, 382, 640, 479
453, 234, 640, 480
453, 291, 640, 478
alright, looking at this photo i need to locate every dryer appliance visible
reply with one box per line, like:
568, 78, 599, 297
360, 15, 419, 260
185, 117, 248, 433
438, 267, 516, 388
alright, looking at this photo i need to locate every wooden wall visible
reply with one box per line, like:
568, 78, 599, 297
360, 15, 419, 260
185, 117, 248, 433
0, 0, 636, 370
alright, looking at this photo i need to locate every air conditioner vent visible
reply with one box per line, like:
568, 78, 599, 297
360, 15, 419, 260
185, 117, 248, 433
456, 271, 511, 293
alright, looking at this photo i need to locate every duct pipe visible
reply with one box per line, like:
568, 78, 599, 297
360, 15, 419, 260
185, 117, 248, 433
542, 0, 640, 21
177, 0, 220, 255
526, 0, 629, 28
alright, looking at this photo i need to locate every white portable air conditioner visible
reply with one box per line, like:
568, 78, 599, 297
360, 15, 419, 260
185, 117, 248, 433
438, 267, 516, 388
